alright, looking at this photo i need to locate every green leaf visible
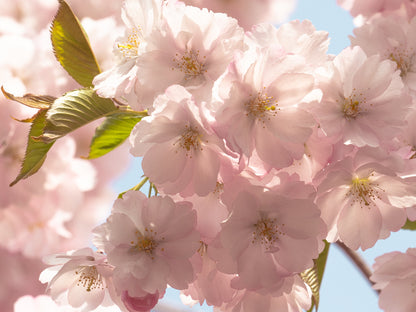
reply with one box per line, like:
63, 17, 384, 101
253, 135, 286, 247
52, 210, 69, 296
88, 110, 147, 159
51, 0, 101, 87
10, 110, 55, 186
2, 86, 56, 110
301, 241, 330, 312
402, 219, 416, 230
38, 88, 117, 143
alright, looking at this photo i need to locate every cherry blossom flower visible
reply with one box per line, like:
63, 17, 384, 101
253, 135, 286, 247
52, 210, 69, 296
130, 85, 228, 197
214, 48, 316, 169
350, 15, 416, 92
92, 190, 200, 296
93, 0, 165, 107
39, 248, 115, 311
314, 146, 416, 250
309, 46, 411, 147
94, 0, 245, 110
137, 3, 245, 105
210, 185, 326, 292
247, 20, 330, 71
371, 248, 416, 312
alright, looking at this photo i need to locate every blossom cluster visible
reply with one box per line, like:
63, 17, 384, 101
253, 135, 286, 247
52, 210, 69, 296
4, 0, 416, 312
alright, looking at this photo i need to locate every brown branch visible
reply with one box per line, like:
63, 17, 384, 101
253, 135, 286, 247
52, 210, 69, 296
336, 241, 380, 294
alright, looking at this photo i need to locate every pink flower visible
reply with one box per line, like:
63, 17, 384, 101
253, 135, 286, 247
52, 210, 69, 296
130, 85, 228, 197
94, 0, 244, 110
309, 46, 411, 147
214, 49, 316, 169
136, 2, 244, 107
93, 190, 200, 295
93, 0, 165, 108
210, 185, 326, 292
351, 15, 416, 92
247, 20, 330, 70
39, 248, 115, 311
315, 146, 416, 250
371, 248, 416, 312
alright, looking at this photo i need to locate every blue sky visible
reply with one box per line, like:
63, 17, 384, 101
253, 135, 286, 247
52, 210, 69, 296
113, 1, 416, 311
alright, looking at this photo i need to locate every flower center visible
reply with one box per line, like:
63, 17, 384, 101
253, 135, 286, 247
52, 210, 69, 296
137, 236, 157, 253
117, 28, 141, 58
342, 97, 360, 119
174, 124, 204, 157
245, 89, 278, 122
197, 241, 208, 256
131, 227, 162, 259
252, 216, 284, 251
340, 87, 368, 120
212, 181, 224, 196
389, 48, 414, 78
172, 49, 206, 80
347, 175, 382, 207
75, 266, 103, 292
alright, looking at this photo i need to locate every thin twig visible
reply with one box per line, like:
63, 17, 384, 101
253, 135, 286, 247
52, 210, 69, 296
336, 241, 380, 294
132, 176, 149, 192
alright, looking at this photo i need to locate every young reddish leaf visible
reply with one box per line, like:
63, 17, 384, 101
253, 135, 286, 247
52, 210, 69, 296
2, 86, 55, 110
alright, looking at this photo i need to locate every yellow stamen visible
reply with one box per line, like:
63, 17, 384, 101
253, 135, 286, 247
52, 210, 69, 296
347, 174, 383, 208
117, 28, 141, 58
245, 89, 278, 122
172, 50, 207, 80
75, 266, 103, 292
252, 217, 285, 251
130, 227, 163, 260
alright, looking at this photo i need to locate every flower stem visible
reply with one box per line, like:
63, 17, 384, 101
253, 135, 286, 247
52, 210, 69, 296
336, 241, 380, 294
132, 176, 149, 192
